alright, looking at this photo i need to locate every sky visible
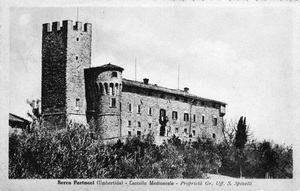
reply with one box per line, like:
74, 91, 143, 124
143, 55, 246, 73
9, 6, 295, 145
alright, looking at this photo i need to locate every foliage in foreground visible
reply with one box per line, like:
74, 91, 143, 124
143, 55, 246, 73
9, 123, 292, 179
9, 125, 219, 179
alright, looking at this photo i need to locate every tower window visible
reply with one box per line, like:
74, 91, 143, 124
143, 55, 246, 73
128, 103, 132, 112
172, 111, 178, 120
128, 120, 131, 127
193, 114, 196, 122
175, 128, 179, 133
148, 107, 152, 115
137, 105, 141, 114
75, 98, 80, 111
75, 56, 79, 60
202, 115, 205, 124
110, 98, 116, 108
184, 128, 187, 133
148, 123, 152, 128
112, 72, 117, 77
192, 130, 196, 136
76, 37, 79, 41
137, 121, 141, 127
213, 133, 216, 139
128, 131, 131, 136
213, 117, 218, 126
184, 113, 189, 121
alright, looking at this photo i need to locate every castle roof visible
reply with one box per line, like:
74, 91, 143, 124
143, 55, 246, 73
97, 63, 124, 72
122, 78, 227, 105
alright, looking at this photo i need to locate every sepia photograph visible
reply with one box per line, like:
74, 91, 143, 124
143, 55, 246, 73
2, 1, 299, 190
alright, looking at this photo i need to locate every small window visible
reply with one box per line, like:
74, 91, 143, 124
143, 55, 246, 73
128, 131, 131, 136
202, 115, 205, 124
128, 120, 131, 127
184, 113, 189, 121
213, 133, 216, 139
148, 123, 152, 128
76, 98, 80, 107
184, 128, 187, 133
213, 117, 217, 126
76, 37, 79, 41
110, 98, 116, 107
75, 56, 79, 60
148, 107, 152, 115
172, 111, 178, 120
137, 105, 141, 114
137, 131, 141, 137
192, 130, 196, 136
175, 128, 179, 133
75, 98, 80, 111
128, 103, 132, 112
112, 72, 117, 78
137, 121, 141, 127
193, 114, 196, 122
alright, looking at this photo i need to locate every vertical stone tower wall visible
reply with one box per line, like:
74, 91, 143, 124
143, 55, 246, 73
84, 64, 123, 139
42, 20, 92, 129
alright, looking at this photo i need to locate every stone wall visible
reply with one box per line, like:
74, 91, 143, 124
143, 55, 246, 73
120, 91, 224, 143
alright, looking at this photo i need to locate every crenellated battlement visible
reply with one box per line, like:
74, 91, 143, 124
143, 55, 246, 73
43, 20, 92, 34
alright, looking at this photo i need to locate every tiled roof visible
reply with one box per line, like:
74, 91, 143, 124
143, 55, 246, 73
122, 78, 227, 105
93, 63, 124, 71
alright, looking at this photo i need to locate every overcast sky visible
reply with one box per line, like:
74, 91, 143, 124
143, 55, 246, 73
9, 6, 295, 145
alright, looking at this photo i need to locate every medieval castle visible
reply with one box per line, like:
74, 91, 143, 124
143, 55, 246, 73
41, 20, 226, 143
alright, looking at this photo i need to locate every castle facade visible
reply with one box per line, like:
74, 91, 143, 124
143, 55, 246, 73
42, 20, 226, 143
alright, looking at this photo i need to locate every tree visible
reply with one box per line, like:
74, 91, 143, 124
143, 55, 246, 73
234, 116, 248, 178
26, 99, 42, 131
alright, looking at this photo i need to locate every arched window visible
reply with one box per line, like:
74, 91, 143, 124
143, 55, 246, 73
99, 83, 104, 95
104, 83, 108, 95
109, 83, 114, 95
119, 84, 122, 92
115, 83, 119, 94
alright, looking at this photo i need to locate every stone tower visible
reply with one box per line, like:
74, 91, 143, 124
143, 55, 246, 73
41, 20, 92, 129
84, 64, 124, 139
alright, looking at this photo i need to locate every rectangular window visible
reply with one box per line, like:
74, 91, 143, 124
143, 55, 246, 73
110, 98, 116, 107
137, 131, 141, 137
193, 114, 196, 122
148, 123, 151, 128
213, 117, 218, 126
75, 98, 80, 111
137, 105, 141, 114
192, 130, 196, 136
172, 111, 178, 120
148, 107, 152, 115
137, 121, 141, 127
112, 71, 117, 77
184, 113, 189, 121
128, 103, 132, 112
202, 115, 205, 124
128, 120, 131, 127
128, 131, 131, 136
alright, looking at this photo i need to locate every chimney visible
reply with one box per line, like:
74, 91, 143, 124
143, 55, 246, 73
143, 78, 149, 85
184, 87, 189, 93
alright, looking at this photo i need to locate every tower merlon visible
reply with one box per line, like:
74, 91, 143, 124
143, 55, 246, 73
42, 20, 92, 34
